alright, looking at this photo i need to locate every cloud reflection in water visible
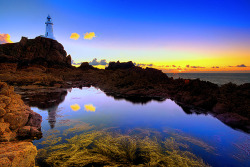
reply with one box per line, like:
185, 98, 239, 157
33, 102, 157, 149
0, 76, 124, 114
84, 104, 96, 112
70, 104, 81, 111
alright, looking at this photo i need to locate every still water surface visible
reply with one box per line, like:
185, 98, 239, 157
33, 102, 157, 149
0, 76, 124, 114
32, 87, 249, 167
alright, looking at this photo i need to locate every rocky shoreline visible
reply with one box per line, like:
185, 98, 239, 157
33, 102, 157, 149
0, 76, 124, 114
0, 37, 249, 133
0, 82, 42, 166
0, 36, 249, 166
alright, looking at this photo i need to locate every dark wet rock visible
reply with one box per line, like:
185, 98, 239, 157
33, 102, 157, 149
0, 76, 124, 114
66, 54, 72, 66
0, 36, 72, 68
17, 126, 31, 138
19, 36, 28, 46
212, 103, 229, 114
106, 61, 135, 70
26, 110, 42, 129
17, 125, 42, 139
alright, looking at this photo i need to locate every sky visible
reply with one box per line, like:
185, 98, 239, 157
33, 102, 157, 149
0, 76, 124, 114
0, 0, 249, 73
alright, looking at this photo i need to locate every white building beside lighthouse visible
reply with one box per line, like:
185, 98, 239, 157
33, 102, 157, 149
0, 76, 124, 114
44, 15, 55, 40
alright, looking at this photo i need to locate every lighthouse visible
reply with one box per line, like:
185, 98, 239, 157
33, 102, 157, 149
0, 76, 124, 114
45, 15, 55, 40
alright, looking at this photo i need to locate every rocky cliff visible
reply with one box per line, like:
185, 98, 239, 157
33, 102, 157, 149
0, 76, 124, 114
0, 36, 72, 68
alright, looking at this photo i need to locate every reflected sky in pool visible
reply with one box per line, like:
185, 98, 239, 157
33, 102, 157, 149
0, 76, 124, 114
32, 87, 249, 167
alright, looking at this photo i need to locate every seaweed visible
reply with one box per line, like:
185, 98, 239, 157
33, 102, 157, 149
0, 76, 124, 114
37, 127, 210, 166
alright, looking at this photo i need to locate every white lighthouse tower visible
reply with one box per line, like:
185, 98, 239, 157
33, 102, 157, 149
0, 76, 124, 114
45, 15, 55, 40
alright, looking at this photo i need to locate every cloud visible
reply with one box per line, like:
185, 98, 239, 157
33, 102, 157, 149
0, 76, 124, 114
172, 65, 176, 67
236, 64, 247, 67
70, 104, 81, 111
89, 58, 108, 65
136, 63, 154, 67
191, 66, 205, 68
165, 65, 169, 67
100, 59, 108, 65
228, 64, 247, 67
71, 60, 82, 65
212, 66, 219, 68
0, 33, 13, 44
186, 65, 190, 68
84, 104, 96, 112
70, 33, 80, 40
84, 32, 96, 40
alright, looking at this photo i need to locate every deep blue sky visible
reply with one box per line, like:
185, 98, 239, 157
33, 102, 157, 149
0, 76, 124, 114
0, 0, 249, 72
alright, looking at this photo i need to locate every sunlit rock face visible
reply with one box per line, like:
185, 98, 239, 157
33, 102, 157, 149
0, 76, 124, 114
0, 82, 42, 141
0, 36, 71, 68
0, 142, 37, 167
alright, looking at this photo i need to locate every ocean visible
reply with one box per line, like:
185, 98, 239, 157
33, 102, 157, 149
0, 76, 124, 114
165, 73, 250, 85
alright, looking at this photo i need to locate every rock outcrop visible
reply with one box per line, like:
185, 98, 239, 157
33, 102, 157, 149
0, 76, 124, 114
79, 62, 96, 70
0, 142, 37, 167
0, 82, 42, 141
0, 36, 72, 68
0, 82, 42, 167
105, 61, 135, 70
